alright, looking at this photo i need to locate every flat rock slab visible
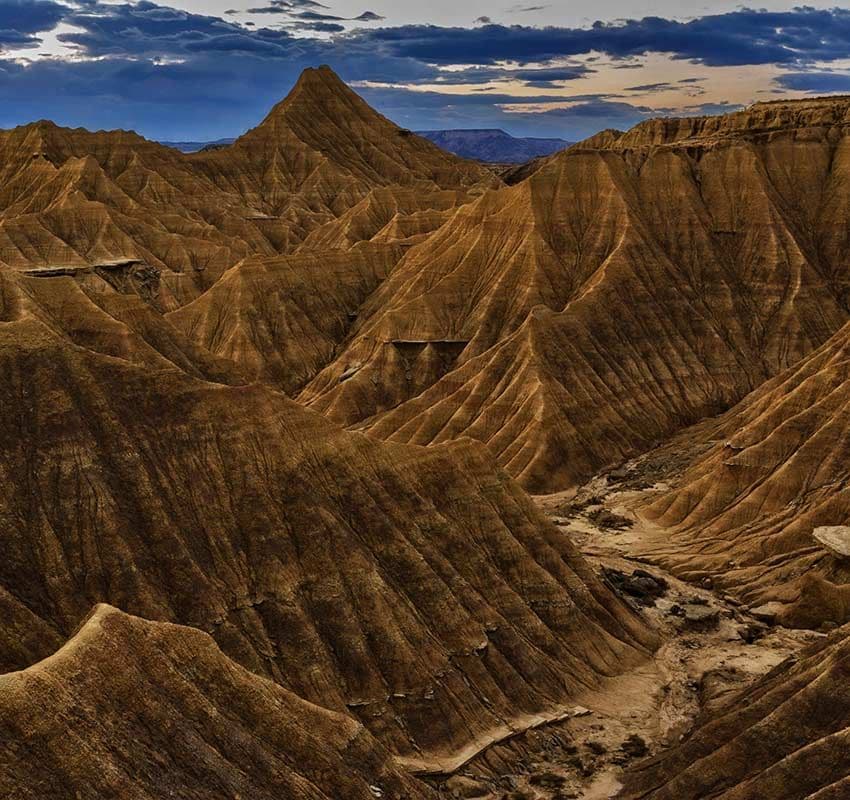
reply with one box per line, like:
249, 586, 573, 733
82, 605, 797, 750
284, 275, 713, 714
813, 526, 850, 558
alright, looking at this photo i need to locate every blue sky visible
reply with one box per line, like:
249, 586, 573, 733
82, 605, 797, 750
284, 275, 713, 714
4, 0, 850, 140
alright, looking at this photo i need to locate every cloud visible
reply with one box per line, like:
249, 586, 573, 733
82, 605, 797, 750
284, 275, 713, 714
624, 82, 675, 92
513, 65, 593, 83
506, 4, 548, 12
344, 8, 850, 68
774, 70, 850, 93
4, 0, 850, 142
241, 0, 328, 10
415, 63, 593, 87
474, 16, 491, 25
235, 2, 381, 23
0, 0, 69, 49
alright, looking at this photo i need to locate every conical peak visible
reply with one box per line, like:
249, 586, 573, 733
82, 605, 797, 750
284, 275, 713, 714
267, 64, 367, 120
294, 64, 346, 91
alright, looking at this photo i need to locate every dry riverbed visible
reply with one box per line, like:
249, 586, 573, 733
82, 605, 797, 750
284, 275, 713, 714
428, 470, 822, 800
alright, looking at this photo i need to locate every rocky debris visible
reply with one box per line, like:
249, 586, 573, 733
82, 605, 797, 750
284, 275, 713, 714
812, 526, 850, 558
558, 492, 605, 515
620, 734, 649, 760
620, 621, 850, 800
588, 508, 634, 530
528, 771, 567, 789
603, 567, 669, 606
607, 465, 631, 481
737, 622, 769, 643
669, 601, 720, 630
749, 602, 786, 624
445, 775, 489, 798
585, 740, 608, 755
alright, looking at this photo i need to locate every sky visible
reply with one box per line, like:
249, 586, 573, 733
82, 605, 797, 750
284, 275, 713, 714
4, 0, 850, 140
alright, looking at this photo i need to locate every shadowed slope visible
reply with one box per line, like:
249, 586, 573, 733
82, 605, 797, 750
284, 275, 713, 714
167, 242, 401, 392
301, 98, 850, 491
638, 319, 850, 627
0, 315, 655, 761
620, 624, 850, 800
0, 604, 434, 800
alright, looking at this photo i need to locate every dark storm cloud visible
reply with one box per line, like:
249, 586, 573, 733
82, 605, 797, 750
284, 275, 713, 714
774, 70, 850, 93
345, 8, 850, 67
36, 3, 850, 69
234, 2, 381, 21
0, 0, 69, 48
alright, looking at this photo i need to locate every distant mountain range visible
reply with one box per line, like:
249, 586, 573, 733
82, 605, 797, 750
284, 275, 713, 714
415, 129, 571, 163
160, 137, 235, 152
161, 128, 571, 163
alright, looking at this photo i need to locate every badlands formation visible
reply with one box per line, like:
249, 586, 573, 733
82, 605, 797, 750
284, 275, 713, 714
1, 67, 850, 799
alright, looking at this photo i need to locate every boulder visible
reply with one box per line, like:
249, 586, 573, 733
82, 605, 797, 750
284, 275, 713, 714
812, 526, 850, 558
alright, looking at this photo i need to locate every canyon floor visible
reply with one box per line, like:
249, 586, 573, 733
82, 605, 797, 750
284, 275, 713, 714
427, 466, 823, 800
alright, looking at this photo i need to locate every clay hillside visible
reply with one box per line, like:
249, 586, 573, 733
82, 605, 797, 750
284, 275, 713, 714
4, 68, 850, 799
631, 316, 850, 628
0, 604, 435, 800
0, 66, 492, 307
300, 99, 850, 492
0, 287, 656, 769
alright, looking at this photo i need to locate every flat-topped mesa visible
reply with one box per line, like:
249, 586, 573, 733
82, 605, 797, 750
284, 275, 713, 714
609, 95, 850, 149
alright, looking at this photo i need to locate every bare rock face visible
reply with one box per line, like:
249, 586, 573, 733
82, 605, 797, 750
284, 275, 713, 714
0, 605, 434, 800
639, 319, 850, 627
619, 624, 850, 800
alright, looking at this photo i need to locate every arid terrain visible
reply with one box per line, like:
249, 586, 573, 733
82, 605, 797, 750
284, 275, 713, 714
2, 66, 850, 799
